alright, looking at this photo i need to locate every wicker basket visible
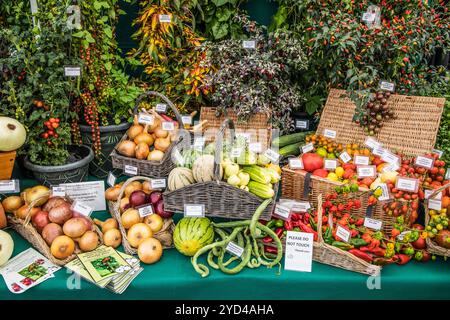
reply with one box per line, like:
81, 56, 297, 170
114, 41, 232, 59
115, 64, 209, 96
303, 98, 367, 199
7, 193, 103, 266
425, 183, 450, 257
164, 118, 278, 221
108, 176, 175, 255
200, 107, 272, 151
111, 91, 186, 178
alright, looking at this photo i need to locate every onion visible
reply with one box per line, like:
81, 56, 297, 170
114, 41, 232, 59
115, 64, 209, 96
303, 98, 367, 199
154, 127, 169, 139
142, 181, 152, 194
155, 200, 173, 219
63, 218, 88, 238
15, 205, 40, 220
24, 185, 50, 206
71, 212, 93, 231
127, 115, 144, 139
31, 210, 50, 232
137, 238, 163, 264
103, 228, 121, 248
121, 208, 142, 229
129, 190, 147, 208
147, 150, 165, 162
148, 117, 160, 132
117, 140, 136, 157
105, 185, 121, 201
119, 197, 130, 213
42, 223, 63, 246
135, 142, 150, 160
2, 196, 24, 213
94, 218, 118, 233
43, 197, 67, 212
134, 125, 154, 146
154, 137, 171, 152
127, 223, 153, 248
48, 203, 73, 225
50, 235, 75, 259
78, 231, 99, 252
124, 181, 142, 198
149, 191, 163, 205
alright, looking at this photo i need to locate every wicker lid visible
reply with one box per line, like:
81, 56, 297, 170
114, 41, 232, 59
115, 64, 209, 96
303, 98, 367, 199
316, 89, 446, 156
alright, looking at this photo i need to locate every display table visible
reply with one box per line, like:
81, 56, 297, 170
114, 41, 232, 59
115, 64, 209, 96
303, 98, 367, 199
2, 179, 450, 300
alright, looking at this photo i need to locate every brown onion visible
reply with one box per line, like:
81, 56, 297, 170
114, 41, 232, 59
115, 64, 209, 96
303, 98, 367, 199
43, 197, 67, 212
103, 228, 122, 248
147, 150, 165, 161
154, 127, 169, 138
94, 218, 118, 233
121, 208, 142, 229
32, 210, 50, 232
142, 181, 152, 194
127, 115, 144, 139
154, 137, 171, 152
71, 212, 93, 231
2, 196, 24, 213
119, 197, 130, 213
48, 202, 73, 225
63, 218, 88, 238
78, 231, 99, 252
42, 223, 63, 246
105, 185, 121, 201
117, 140, 136, 157
135, 142, 150, 160
134, 125, 154, 146
50, 236, 75, 259
15, 205, 40, 220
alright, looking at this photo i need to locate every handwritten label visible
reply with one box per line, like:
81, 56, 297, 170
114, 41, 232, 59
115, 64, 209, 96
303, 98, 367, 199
301, 143, 314, 154
273, 204, 291, 221
295, 120, 309, 129
242, 40, 256, 49
446, 168, 450, 180
158, 14, 171, 23
162, 121, 175, 131
263, 149, 280, 163
324, 159, 338, 170
236, 133, 251, 142
151, 179, 166, 189
381, 150, 400, 164
155, 103, 167, 113
354, 155, 370, 166
184, 204, 205, 218
64, 66, 81, 77
339, 151, 352, 163
137, 113, 154, 125
357, 165, 376, 178
0, 180, 19, 193
432, 149, 443, 159
226, 242, 244, 258
181, 116, 192, 125
107, 172, 117, 187
362, 12, 376, 22
323, 129, 337, 139
428, 199, 442, 211
382, 162, 400, 173
30, 0, 38, 13
193, 137, 206, 151
124, 165, 138, 176
230, 148, 243, 158
377, 183, 391, 201
51, 186, 66, 197
379, 80, 395, 92
424, 190, 442, 200
61, 181, 106, 211
138, 205, 154, 218
72, 201, 93, 217
249, 142, 262, 153
289, 158, 304, 170
364, 217, 382, 231
364, 137, 381, 150
336, 225, 351, 243
372, 146, 385, 157
395, 177, 419, 193
291, 201, 311, 213
415, 155, 434, 169
284, 231, 313, 273
173, 148, 185, 166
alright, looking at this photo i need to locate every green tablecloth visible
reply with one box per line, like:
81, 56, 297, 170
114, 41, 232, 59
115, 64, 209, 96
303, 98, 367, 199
2, 179, 450, 300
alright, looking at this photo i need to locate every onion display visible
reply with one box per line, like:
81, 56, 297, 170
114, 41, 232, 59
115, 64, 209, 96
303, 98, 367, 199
48, 202, 73, 225
94, 218, 118, 233
23, 185, 50, 207
63, 218, 88, 238
154, 137, 170, 152
42, 223, 63, 246
154, 127, 168, 139
124, 181, 142, 198
117, 140, 136, 157
78, 231, 99, 252
119, 197, 130, 213
15, 205, 40, 220
105, 185, 121, 201
2, 196, 24, 213
71, 212, 93, 231
155, 200, 173, 219
42, 197, 67, 212
138, 237, 163, 264
134, 125, 154, 145
50, 235, 75, 259
147, 150, 165, 162
31, 210, 50, 232
127, 116, 144, 139
142, 181, 152, 194
135, 142, 150, 160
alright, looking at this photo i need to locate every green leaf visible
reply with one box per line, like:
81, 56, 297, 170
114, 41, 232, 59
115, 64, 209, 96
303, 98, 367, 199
216, 7, 232, 22
72, 31, 85, 38
105, 62, 112, 71
104, 27, 112, 38
212, 0, 228, 6
211, 21, 229, 40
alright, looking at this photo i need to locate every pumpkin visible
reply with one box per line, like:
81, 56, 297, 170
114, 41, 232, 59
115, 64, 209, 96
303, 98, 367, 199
0, 117, 26, 151
0, 203, 6, 229
192, 155, 222, 183
168, 167, 195, 191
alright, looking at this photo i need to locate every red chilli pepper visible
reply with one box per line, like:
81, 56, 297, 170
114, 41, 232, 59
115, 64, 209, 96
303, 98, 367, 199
297, 221, 318, 241
395, 254, 412, 265
275, 228, 284, 239
291, 213, 301, 221
284, 220, 293, 231
355, 218, 364, 226
370, 247, 386, 257
263, 236, 273, 243
348, 249, 374, 263
264, 246, 278, 254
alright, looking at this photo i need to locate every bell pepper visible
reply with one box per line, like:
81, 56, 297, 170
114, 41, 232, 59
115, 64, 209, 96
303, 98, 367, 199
402, 246, 415, 256
331, 241, 354, 251
350, 238, 368, 248
348, 249, 374, 263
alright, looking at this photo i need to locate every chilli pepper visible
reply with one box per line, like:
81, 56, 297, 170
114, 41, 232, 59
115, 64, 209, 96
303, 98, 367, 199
370, 247, 386, 257
284, 220, 293, 231
303, 212, 310, 224
291, 213, 301, 221
275, 219, 284, 228
391, 228, 401, 238
275, 228, 284, 239
373, 257, 397, 266
297, 221, 318, 241
332, 241, 354, 251
264, 245, 278, 255
350, 229, 359, 238
350, 238, 368, 248
402, 246, 415, 256
309, 216, 317, 231
367, 238, 380, 250
263, 236, 273, 243
395, 254, 412, 265
266, 220, 276, 230
348, 249, 374, 263
324, 227, 333, 245
355, 218, 364, 226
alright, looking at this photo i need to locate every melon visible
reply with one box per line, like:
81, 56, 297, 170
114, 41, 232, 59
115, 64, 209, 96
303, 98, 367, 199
173, 217, 214, 256
168, 167, 195, 191
192, 155, 222, 183
0, 230, 14, 266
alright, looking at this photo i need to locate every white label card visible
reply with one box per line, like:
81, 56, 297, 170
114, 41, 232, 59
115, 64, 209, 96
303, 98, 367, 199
428, 199, 442, 211
336, 225, 351, 243
362, 12, 376, 22
372, 146, 385, 157
64, 67, 81, 77
263, 149, 280, 163
364, 137, 381, 150
357, 165, 376, 178
425, 190, 442, 200
291, 201, 311, 213
158, 14, 171, 23
124, 165, 138, 176
379, 80, 395, 92
324, 159, 338, 170
242, 40, 256, 49
181, 116, 192, 125
162, 121, 175, 131
230, 148, 243, 158
226, 242, 244, 258
295, 120, 308, 129
284, 231, 313, 273
184, 204, 205, 218
302, 143, 314, 154
446, 168, 450, 180
377, 183, 391, 201
432, 149, 443, 159
397, 231, 410, 241
381, 150, 400, 164
155, 103, 168, 113
323, 129, 337, 139
193, 137, 206, 150
107, 172, 117, 187
151, 179, 166, 190
0, 180, 19, 193
30, 0, 38, 13
249, 143, 262, 153
339, 151, 352, 163
415, 155, 434, 169
72, 201, 93, 217
61, 181, 106, 211
173, 148, 185, 166
354, 155, 370, 166
138, 205, 154, 218
51, 186, 66, 197
289, 158, 304, 170
382, 162, 400, 173
236, 133, 251, 142
364, 217, 382, 231
395, 177, 419, 193
274, 204, 291, 221
138, 113, 154, 125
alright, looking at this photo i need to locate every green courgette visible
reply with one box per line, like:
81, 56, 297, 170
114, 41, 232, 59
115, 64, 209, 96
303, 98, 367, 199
272, 132, 310, 148
279, 142, 303, 157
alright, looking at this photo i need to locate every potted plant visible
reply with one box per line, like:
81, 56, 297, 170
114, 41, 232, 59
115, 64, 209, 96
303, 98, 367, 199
70, 0, 142, 178
0, 0, 93, 186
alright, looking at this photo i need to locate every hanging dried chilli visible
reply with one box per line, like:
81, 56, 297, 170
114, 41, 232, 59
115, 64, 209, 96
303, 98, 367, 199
191, 199, 283, 277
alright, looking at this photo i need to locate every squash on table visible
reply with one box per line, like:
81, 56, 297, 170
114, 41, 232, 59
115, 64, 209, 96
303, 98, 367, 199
168, 167, 195, 191
0, 117, 26, 151
192, 155, 222, 183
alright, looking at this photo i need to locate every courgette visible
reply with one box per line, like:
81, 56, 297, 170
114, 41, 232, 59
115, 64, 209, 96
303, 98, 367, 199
272, 132, 310, 148
248, 181, 275, 199
279, 142, 303, 157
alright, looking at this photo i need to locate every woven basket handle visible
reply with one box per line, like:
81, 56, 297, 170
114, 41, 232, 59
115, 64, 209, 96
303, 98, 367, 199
429, 182, 450, 200
214, 118, 236, 181
115, 176, 153, 213
133, 91, 184, 128
316, 194, 324, 244
24, 191, 52, 225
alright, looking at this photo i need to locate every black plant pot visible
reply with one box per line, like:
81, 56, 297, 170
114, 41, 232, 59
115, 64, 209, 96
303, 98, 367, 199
79, 122, 131, 178
23, 145, 94, 187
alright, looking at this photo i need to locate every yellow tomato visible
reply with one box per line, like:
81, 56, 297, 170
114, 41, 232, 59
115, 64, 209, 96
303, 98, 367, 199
335, 167, 344, 178
327, 172, 338, 181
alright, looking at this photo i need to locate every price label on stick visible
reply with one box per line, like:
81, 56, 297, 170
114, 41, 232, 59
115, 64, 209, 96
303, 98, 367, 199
155, 103, 168, 113
0, 180, 19, 193
357, 165, 376, 178
432, 149, 443, 159
289, 158, 303, 170
162, 121, 175, 131
381, 150, 400, 164
249, 142, 262, 153
336, 225, 351, 243
339, 151, 352, 163
64, 66, 81, 77
354, 155, 370, 166
395, 177, 419, 193
379, 80, 395, 92
295, 120, 309, 130
414, 155, 434, 169
263, 149, 280, 163
107, 172, 117, 187
446, 168, 450, 180
193, 137, 206, 151
364, 137, 381, 150
301, 143, 314, 154
138, 205, 154, 218
377, 183, 391, 201
424, 190, 442, 200
124, 165, 138, 176
273, 204, 291, 221
226, 242, 244, 258
181, 116, 192, 125
230, 148, 243, 158
52, 186, 66, 197
242, 40, 256, 49
291, 201, 311, 213
72, 201, 93, 217
372, 146, 384, 157
362, 12, 376, 22
428, 199, 442, 211
138, 113, 154, 125
158, 14, 171, 23
324, 159, 338, 170
323, 129, 337, 139
173, 148, 185, 166
382, 162, 400, 173
364, 217, 382, 231
151, 179, 166, 190
184, 204, 205, 218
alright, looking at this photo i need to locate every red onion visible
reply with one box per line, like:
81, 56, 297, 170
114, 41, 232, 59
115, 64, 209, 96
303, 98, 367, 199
32, 210, 50, 233
155, 200, 173, 219
129, 190, 147, 208
48, 203, 73, 225
149, 191, 163, 205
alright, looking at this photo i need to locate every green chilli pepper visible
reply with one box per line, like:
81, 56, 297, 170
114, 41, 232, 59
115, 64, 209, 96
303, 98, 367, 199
332, 241, 354, 251
350, 238, 368, 248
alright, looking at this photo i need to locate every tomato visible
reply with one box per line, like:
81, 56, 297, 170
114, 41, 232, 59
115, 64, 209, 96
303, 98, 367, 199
403, 194, 411, 200
48, 130, 54, 136
52, 123, 59, 129
302, 153, 324, 172
439, 168, 446, 175
430, 167, 438, 175
41, 133, 49, 139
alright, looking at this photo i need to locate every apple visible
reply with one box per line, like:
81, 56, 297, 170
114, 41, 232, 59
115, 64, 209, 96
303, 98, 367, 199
0, 230, 14, 266
138, 237, 162, 264
144, 214, 164, 233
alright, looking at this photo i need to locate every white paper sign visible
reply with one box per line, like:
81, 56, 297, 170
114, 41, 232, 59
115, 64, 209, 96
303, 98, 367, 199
193, 137, 206, 150
295, 120, 308, 129
61, 181, 106, 211
263, 149, 280, 163
354, 155, 370, 166
382, 162, 400, 173
230, 148, 243, 158
336, 225, 351, 243
51, 186, 66, 197
124, 165, 138, 176
242, 40, 256, 49
137, 113, 154, 125
107, 172, 117, 187
249, 142, 262, 153
428, 199, 442, 211
291, 201, 311, 213
425, 190, 442, 200
339, 151, 352, 163
64, 66, 81, 77
415, 155, 434, 169
357, 165, 376, 178
181, 116, 192, 125
0, 180, 19, 193
158, 14, 171, 23
362, 12, 376, 22
138, 205, 154, 218
184, 204, 205, 218
151, 179, 166, 190
301, 143, 314, 154
226, 242, 244, 258
289, 158, 304, 170
236, 133, 251, 142
162, 121, 175, 131
323, 129, 337, 139
364, 137, 381, 150
397, 231, 410, 241
372, 146, 385, 157
395, 177, 419, 193
155, 103, 168, 113
284, 231, 313, 273
72, 201, 93, 216
30, 0, 38, 13
377, 183, 391, 201
381, 150, 400, 164
173, 148, 185, 166
324, 159, 338, 170
446, 168, 450, 180
274, 204, 291, 221
379, 80, 395, 92
364, 217, 382, 231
